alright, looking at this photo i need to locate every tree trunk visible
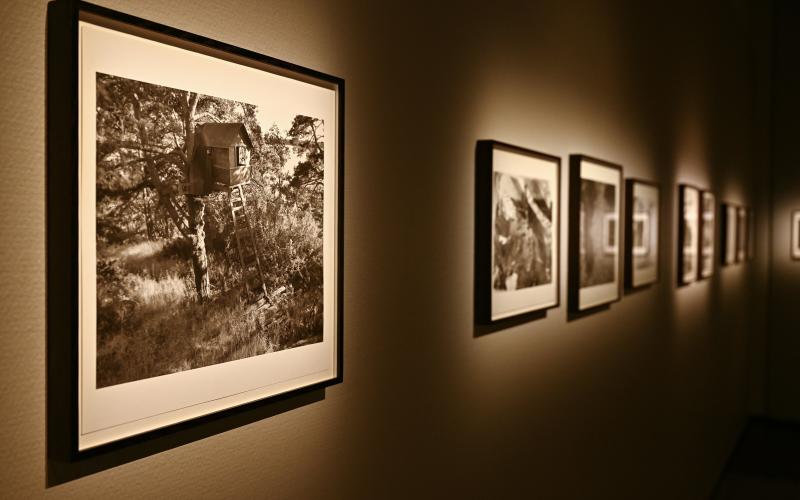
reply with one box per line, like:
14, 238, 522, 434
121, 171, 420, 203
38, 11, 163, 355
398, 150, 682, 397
182, 92, 209, 301
188, 195, 211, 301
142, 187, 153, 240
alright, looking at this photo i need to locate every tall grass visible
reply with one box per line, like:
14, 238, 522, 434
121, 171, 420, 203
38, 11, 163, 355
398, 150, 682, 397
96, 232, 323, 388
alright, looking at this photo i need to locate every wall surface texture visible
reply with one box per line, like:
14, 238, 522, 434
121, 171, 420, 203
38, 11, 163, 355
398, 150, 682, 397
768, 0, 800, 421
0, 0, 773, 498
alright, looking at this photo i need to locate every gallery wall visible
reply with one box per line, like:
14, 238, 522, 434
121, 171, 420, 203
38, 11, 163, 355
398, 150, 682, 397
0, 0, 772, 498
767, 0, 800, 421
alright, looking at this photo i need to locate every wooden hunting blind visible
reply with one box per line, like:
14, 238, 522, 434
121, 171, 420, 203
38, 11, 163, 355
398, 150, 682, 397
186, 122, 253, 196
187, 122, 268, 308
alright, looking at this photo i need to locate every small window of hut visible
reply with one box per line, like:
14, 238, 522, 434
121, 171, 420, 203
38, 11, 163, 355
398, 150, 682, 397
236, 146, 247, 166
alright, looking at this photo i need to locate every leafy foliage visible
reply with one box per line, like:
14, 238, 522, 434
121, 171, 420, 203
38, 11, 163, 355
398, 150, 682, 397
95, 74, 325, 387
492, 173, 553, 290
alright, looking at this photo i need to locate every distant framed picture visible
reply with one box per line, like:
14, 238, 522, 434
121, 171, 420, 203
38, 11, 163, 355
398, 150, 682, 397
736, 206, 747, 262
792, 210, 800, 260
475, 141, 560, 323
47, 1, 344, 453
678, 185, 700, 286
746, 209, 755, 261
699, 191, 716, 279
624, 179, 659, 289
721, 203, 738, 266
568, 155, 622, 312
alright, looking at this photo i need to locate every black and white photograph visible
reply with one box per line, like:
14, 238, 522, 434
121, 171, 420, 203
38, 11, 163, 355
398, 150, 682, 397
625, 180, 659, 289
678, 185, 700, 285
580, 179, 618, 287
737, 206, 747, 262
700, 191, 716, 279
569, 155, 622, 312
793, 210, 800, 261
95, 72, 325, 388
722, 203, 738, 266
476, 141, 560, 322
69, 11, 342, 451
493, 173, 553, 290
746, 209, 756, 261
631, 214, 649, 257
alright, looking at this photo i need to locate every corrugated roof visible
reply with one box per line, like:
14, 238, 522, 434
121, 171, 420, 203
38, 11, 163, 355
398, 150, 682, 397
195, 123, 253, 149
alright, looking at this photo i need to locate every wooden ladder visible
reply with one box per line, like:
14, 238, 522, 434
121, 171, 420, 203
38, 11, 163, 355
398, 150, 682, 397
229, 185, 269, 309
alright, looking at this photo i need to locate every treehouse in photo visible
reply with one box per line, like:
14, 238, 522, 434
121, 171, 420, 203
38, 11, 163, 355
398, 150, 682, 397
187, 122, 253, 195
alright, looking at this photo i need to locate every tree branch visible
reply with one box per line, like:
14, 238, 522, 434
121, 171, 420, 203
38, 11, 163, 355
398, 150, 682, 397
309, 120, 324, 158
97, 179, 149, 200
194, 111, 222, 123
100, 140, 170, 156
98, 152, 176, 170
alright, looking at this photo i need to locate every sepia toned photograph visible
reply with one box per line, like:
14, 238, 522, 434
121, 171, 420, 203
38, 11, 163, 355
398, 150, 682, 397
631, 213, 650, 257
625, 180, 659, 289
493, 172, 553, 291
95, 73, 325, 387
71, 14, 342, 451
580, 179, 617, 287
477, 141, 560, 323
722, 203, 738, 266
700, 191, 716, 278
793, 210, 800, 260
746, 209, 756, 260
678, 185, 700, 285
569, 155, 622, 312
736, 207, 747, 262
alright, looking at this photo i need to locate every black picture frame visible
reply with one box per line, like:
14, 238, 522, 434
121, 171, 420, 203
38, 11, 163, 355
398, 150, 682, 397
624, 179, 660, 290
677, 184, 701, 286
475, 140, 561, 325
720, 203, 738, 266
698, 190, 716, 279
792, 210, 800, 261
736, 206, 747, 263
568, 155, 623, 314
746, 208, 755, 261
47, 0, 344, 473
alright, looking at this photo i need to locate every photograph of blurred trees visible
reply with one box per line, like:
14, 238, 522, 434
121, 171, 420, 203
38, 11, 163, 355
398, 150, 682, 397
492, 172, 553, 291
579, 179, 616, 288
95, 72, 324, 388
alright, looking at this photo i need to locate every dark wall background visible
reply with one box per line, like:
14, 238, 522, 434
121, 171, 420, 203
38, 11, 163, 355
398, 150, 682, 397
768, 0, 800, 421
0, 0, 774, 498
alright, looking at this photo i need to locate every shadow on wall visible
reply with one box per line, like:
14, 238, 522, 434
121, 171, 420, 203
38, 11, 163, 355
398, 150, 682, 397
47, 388, 325, 486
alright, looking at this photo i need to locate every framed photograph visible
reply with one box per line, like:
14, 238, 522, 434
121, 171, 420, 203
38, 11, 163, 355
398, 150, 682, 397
48, 1, 344, 453
721, 203, 738, 266
678, 185, 700, 286
736, 206, 747, 262
568, 155, 622, 312
699, 191, 716, 279
475, 141, 560, 323
792, 210, 800, 260
746, 209, 755, 261
624, 179, 659, 289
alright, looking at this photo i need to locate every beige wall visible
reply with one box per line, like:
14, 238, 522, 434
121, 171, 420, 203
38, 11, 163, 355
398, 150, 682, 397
0, 0, 772, 498
768, 0, 800, 421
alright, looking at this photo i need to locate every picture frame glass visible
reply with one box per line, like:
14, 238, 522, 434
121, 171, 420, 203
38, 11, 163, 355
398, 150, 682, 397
700, 191, 715, 278
680, 186, 699, 284
577, 158, 621, 309
629, 181, 659, 287
746, 209, 755, 260
724, 204, 738, 265
792, 211, 800, 260
736, 207, 747, 262
489, 145, 559, 320
78, 13, 340, 450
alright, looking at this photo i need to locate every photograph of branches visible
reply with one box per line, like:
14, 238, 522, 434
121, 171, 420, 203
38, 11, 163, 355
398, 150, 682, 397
95, 72, 324, 388
492, 172, 553, 291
